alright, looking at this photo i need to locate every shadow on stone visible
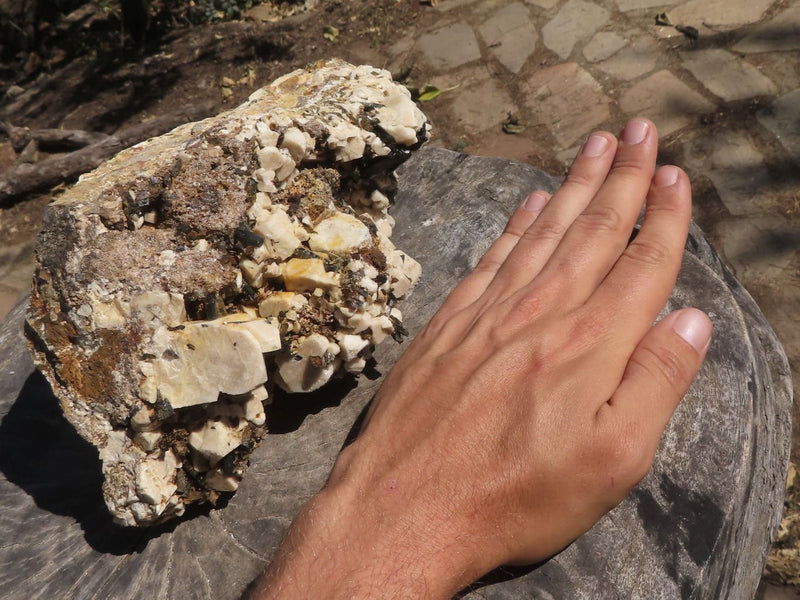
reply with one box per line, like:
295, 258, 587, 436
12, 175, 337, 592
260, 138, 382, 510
265, 375, 358, 435
0, 370, 190, 555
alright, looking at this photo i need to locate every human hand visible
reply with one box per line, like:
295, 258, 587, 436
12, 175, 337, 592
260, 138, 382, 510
249, 118, 713, 599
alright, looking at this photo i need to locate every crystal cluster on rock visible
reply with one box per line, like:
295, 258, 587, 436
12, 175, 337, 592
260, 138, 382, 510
26, 59, 429, 526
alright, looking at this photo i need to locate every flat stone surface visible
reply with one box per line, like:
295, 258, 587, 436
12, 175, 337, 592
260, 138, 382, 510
417, 23, 482, 70
0, 149, 792, 600
685, 129, 771, 216
434, 0, 481, 11
682, 49, 777, 101
542, 0, 609, 59
478, 2, 537, 73
522, 62, 611, 148
757, 582, 800, 600
595, 35, 658, 81
757, 88, 800, 164
619, 70, 714, 136
583, 31, 628, 63
668, 0, 776, 31
717, 216, 800, 284
733, 3, 800, 54
449, 78, 518, 132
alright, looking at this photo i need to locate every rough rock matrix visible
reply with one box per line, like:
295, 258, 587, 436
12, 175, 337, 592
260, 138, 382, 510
26, 59, 428, 526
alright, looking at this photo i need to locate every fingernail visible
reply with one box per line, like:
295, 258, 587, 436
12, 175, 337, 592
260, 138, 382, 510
581, 134, 609, 157
654, 165, 680, 188
673, 308, 712, 353
523, 191, 549, 212
621, 119, 649, 145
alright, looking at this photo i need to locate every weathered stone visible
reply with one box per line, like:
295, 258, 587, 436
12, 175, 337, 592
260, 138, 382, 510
668, 0, 775, 34
681, 49, 777, 101
434, 0, 481, 11
478, 2, 537, 73
717, 216, 800, 284
758, 88, 800, 164
595, 35, 658, 81
685, 129, 770, 216
417, 23, 482, 70
542, 0, 609, 59
619, 70, 714, 137
583, 31, 628, 63
26, 60, 427, 527
449, 78, 518, 132
733, 3, 800, 54
522, 62, 611, 148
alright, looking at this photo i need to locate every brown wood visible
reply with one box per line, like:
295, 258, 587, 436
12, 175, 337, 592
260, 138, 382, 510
0, 121, 110, 151
0, 148, 791, 599
0, 103, 214, 205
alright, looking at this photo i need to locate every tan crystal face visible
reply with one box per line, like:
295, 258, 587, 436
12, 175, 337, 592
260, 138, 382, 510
26, 60, 430, 526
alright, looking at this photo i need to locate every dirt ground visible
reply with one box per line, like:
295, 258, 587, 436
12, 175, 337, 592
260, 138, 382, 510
1, 0, 798, 592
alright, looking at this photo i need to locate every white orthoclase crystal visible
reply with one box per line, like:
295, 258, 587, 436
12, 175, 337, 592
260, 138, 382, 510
27, 59, 429, 526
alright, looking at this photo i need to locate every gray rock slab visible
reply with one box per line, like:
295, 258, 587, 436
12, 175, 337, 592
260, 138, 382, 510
685, 129, 771, 216
668, 0, 776, 33
583, 31, 628, 63
478, 2, 538, 73
541, 0, 610, 59
733, 3, 800, 54
619, 69, 714, 136
434, 0, 481, 11
522, 62, 611, 148
757, 88, 800, 164
417, 23, 482, 71
757, 582, 800, 600
595, 35, 658, 81
716, 216, 800, 284
681, 49, 777, 101
449, 78, 518, 132
0, 147, 792, 600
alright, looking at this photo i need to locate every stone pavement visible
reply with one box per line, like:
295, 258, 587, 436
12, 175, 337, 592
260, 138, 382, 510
2, 0, 800, 595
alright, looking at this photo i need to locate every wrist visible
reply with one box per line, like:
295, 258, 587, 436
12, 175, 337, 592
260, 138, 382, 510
252, 447, 496, 599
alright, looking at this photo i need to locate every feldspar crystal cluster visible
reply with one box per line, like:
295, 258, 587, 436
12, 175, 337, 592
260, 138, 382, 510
26, 59, 429, 526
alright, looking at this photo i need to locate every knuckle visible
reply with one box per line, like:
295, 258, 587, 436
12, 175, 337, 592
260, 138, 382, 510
608, 157, 645, 177
505, 285, 550, 327
624, 238, 671, 267
570, 310, 609, 349
472, 256, 504, 277
630, 345, 690, 391
574, 205, 624, 236
597, 426, 652, 487
526, 217, 567, 244
563, 169, 597, 191
502, 219, 528, 239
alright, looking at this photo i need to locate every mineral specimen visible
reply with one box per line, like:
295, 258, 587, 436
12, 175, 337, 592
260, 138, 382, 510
26, 59, 428, 526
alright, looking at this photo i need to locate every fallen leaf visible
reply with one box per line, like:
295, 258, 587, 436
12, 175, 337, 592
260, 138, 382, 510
417, 85, 442, 101
323, 26, 339, 42
502, 113, 526, 134
415, 83, 459, 102
655, 12, 672, 26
